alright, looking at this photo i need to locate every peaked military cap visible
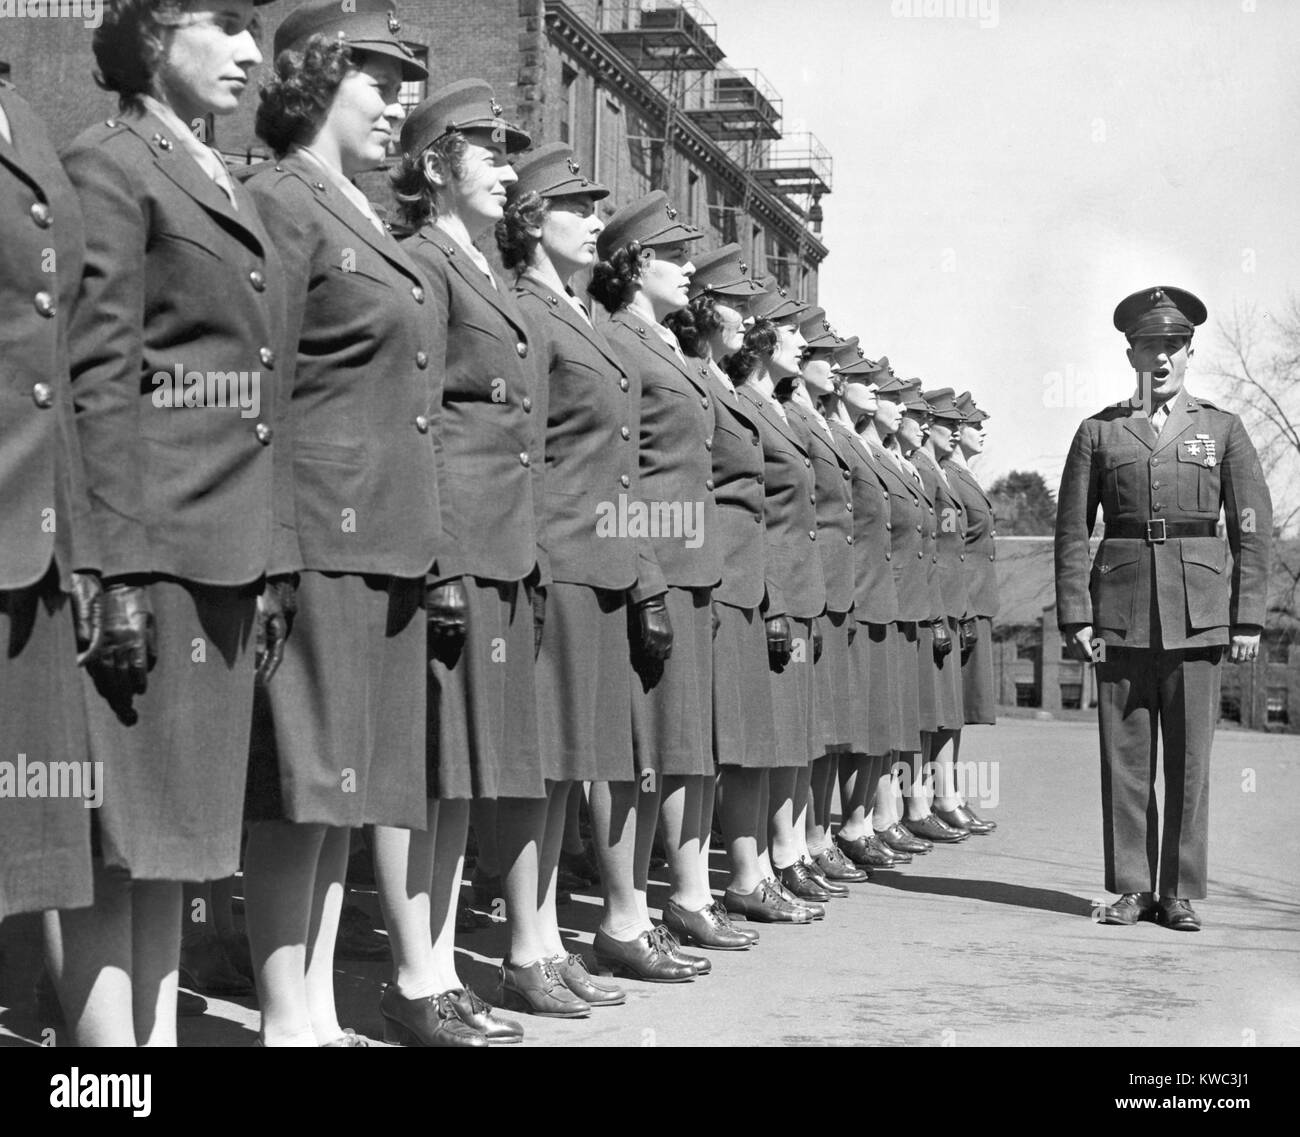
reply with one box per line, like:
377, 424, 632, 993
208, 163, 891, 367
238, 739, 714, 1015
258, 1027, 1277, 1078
596, 191, 703, 260
898, 377, 929, 413
274, 0, 426, 81
923, 387, 962, 422
955, 390, 989, 422
510, 141, 608, 201
831, 337, 863, 369
800, 311, 839, 349
839, 355, 884, 381
401, 79, 531, 157
689, 243, 765, 299
748, 282, 810, 324
1113, 286, 1207, 339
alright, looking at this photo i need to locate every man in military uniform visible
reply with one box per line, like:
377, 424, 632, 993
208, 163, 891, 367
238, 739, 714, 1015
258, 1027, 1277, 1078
1055, 286, 1272, 931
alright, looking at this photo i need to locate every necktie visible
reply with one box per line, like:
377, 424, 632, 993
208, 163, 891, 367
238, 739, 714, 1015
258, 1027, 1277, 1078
1151, 402, 1169, 436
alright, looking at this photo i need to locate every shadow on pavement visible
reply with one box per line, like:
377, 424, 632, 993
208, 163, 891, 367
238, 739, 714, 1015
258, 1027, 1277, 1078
871, 873, 1095, 917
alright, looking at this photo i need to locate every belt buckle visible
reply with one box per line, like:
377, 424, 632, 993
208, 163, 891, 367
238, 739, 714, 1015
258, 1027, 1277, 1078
1146, 518, 1166, 544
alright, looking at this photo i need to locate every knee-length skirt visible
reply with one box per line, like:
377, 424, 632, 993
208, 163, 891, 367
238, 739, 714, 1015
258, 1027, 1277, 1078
0, 569, 93, 918
429, 576, 543, 801
770, 615, 818, 769
536, 583, 634, 783
961, 615, 997, 725
815, 610, 853, 754
917, 617, 964, 732
83, 576, 256, 881
848, 620, 898, 758
630, 586, 713, 777
712, 601, 779, 769
246, 571, 426, 829
893, 621, 923, 754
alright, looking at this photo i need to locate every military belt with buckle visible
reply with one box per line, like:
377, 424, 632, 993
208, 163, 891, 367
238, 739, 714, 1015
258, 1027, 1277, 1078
1105, 520, 1218, 543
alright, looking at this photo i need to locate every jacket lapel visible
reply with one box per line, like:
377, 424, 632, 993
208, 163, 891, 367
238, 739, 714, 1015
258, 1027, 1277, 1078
517, 276, 627, 376
738, 386, 811, 456
1151, 392, 1199, 457
419, 224, 530, 341
0, 89, 48, 200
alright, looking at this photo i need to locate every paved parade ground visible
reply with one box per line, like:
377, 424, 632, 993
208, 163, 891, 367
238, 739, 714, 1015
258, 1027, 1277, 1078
3, 716, 1297, 1049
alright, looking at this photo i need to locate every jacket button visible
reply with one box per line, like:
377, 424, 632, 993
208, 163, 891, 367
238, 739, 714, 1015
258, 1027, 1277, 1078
1153, 503, 1162, 511
917, 550, 924, 558
959, 553, 965, 561
1151, 480, 1160, 489
809, 494, 816, 505
706, 479, 715, 491
516, 342, 528, 358
620, 474, 630, 488
809, 530, 817, 540
416, 351, 429, 368
255, 423, 273, 445
751, 435, 759, 445
845, 503, 853, 512
803, 457, 811, 467
412, 286, 425, 303
755, 514, 762, 524
885, 551, 891, 561
32, 382, 54, 408
34, 291, 56, 318
885, 522, 893, 532
30, 202, 52, 228
990, 529, 997, 536
882, 492, 888, 500
415, 415, 430, 433
701, 397, 709, 409
916, 524, 922, 533
1151, 457, 1159, 466
620, 426, 631, 440
519, 452, 531, 467
846, 535, 854, 545
522, 397, 533, 413
988, 553, 995, 561
259, 346, 276, 367
842, 469, 850, 479
619, 378, 629, 391
249, 269, 266, 291
704, 437, 713, 450
756, 474, 764, 484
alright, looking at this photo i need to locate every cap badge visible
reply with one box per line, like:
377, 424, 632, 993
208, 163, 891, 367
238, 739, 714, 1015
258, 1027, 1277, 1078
738, 260, 748, 274
566, 158, 581, 175
388, 12, 401, 34
664, 204, 678, 220
491, 100, 503, 117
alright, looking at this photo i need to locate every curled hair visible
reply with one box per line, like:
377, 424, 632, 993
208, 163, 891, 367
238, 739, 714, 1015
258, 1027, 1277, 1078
92, 0, 174, 110
664, 293, 723, 360
390, 131, 472, 230
255, 37, 354, 156
724, 318, 779, 385
587, 241, 643, 314
496, 190, 549, 272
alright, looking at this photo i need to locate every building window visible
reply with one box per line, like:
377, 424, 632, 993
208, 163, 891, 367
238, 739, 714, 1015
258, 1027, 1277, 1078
1267, 687, 1289, 725
1015, 682, 1039, 708
1017, 642, 1038, 662
1267, 638, 1291, 664
561, 63, 578, 145
1059, 683, 1082, 710
1220, 692, 1242, 723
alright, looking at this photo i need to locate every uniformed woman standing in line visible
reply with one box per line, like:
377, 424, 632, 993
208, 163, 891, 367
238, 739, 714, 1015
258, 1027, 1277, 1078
53, 0, 291, 1045
494, 141, 635, 1009
239, 0, 445, 1047
377, 79, 542, 1044
727, 298, 829, 919
943, 391, 999, 831
587, 192, 716, 980
666, 246, 804, 928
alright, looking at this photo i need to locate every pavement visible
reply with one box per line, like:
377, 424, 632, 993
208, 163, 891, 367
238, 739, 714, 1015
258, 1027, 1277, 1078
3, 716, 1298, 1047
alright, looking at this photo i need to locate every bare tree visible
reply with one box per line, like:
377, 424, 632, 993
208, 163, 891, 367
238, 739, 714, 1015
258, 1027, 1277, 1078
1205, 297, 1300, 534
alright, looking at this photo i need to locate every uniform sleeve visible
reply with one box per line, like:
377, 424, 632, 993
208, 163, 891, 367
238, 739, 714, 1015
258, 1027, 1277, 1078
1220, 414, 1272, 629
423, 257, 463, 585
1054, 419, 1100, 629
62, 143, 149, 578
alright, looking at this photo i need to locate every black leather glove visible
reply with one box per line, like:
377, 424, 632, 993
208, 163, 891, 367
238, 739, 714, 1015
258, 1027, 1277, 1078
87, 581, 157, 695
427, 577, 468, 643
958, 617, 978, 657
70, 571, 103, 666
531, 583, 546, 659
931, 618, 953, 661
811, 617, 823, 663
635, 595, 673, 661
255, 576, 298, 685
766, 615, 792, 669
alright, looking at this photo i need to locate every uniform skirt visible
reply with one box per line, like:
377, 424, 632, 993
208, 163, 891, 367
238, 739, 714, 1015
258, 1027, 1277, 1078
83, 576, 256, 881
246, 571, 426, 829
815, 610, 854, 754
893, 621, 923, 754
0, 570, 93, 919
917, 618, 964, 732
429, 577, 543, 801
770, 615, 819, 769
536, 583, 633, 783
630, 586, 713, 777
961, 615, 997, 725
712, 601, 779, 769
849, 620, 898, 758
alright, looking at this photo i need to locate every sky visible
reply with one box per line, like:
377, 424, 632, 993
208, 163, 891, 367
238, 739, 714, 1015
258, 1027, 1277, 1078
705, 0, 1300, 493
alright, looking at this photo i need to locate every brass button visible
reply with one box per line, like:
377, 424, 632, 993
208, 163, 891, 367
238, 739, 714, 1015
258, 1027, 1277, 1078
249, 269, 266, 292
416, 351, 429, 368
522, 397, 533, 413
756, 474, 764, 484
885, 551, 891, 560
705, 479, 715, 491
842, 469, 850, 480
845, 503, 853, 512
1151, 481, 1160, 489
1153, 503, 1162, 511
32, 382, 54, 408
846, 535, 854, 545
259, 346, 276, 367
754, 514, 762, 524
415, 415, 430, 433
1151, 457, 1159, 466
619, 378, 629, 391
809, 494, 816, 505
916, 524, 922, 533
516, 342, 528, 358
30, 202, 52, 228
988, 554, 995, 561
885, 522, 893, 531
959, 554, 966, 561
704, 437, 713, 450
519, 452, 531, 467
412, 286, 425, 303
991, 529, 997, 537
751, 435, 759, 445
803, 457, 811, 467
619, 474, 630, 488
255, 423, 274, 445
34, 291, 55, 318
700, 397, 709, 409
620, 426, 631, 440
917, 551, 924, 558
809, 530, 817, 540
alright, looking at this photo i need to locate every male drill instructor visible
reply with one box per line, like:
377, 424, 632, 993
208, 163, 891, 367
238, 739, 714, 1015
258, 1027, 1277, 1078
1054, 286, 1272, 932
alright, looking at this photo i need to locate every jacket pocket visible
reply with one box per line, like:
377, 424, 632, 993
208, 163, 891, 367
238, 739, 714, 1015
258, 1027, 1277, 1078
1174, 444, 1219, 513
1089, 543, 1143, 630
1182, 538, 1229, 629
1103, 450, 1142, 514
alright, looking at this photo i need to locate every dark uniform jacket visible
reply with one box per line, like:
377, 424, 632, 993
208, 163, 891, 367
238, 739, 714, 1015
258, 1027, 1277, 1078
789, 402, 855, 616
514, 275, 659, 595
912, 447, 971, 620
1055, 392, 1272, 649
404, 226, 544, 586
603, 311, 718, 601
736, 386, 826, 621
868, 438, 932, 623
243, 152, 442, 579
62, 109, 291, 585
832, 422, 899, 626
0, 83, 96, 589
707, 365, 767, 611
943, 457, 999, 619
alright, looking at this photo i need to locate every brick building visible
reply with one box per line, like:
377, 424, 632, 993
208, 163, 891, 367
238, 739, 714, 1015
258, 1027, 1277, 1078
3, 0, 830, 293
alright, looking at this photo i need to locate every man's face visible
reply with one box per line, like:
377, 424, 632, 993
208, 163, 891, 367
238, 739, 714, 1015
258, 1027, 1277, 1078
1126, 334, 1193, 403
